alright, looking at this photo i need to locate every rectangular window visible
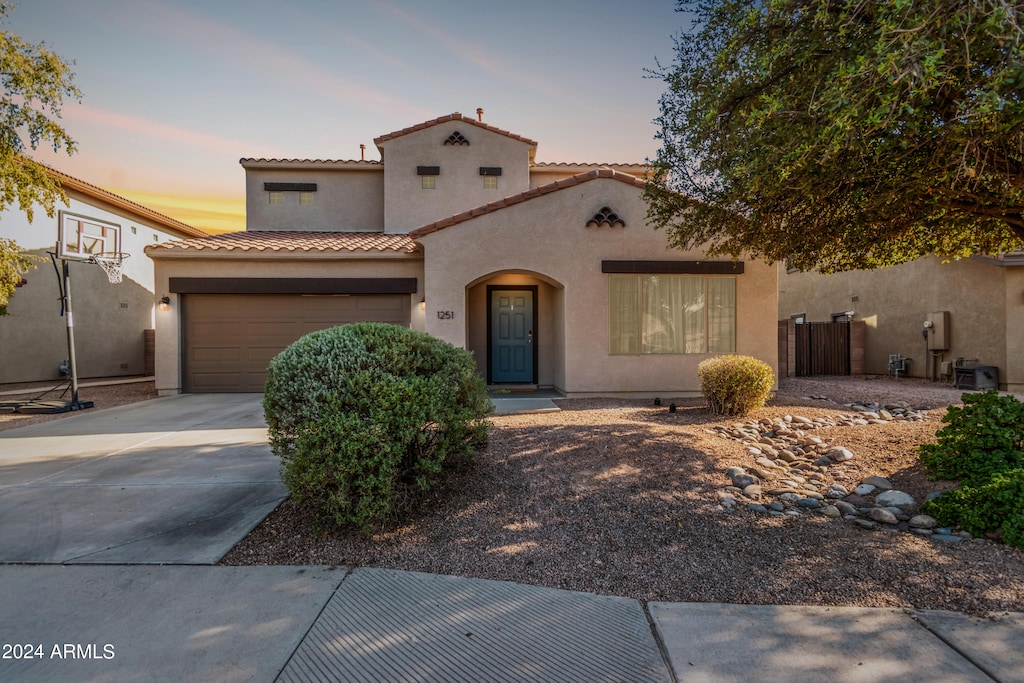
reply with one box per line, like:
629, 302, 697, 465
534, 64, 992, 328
268, 191, 283, 205
483, 176, 498, 190
609, 275, 736, 354
299, 191, 313, 205
59, 212, 120, 257
421, 175, 436, 189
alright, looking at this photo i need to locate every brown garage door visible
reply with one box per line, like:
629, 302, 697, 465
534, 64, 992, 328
183, 294, 410, 392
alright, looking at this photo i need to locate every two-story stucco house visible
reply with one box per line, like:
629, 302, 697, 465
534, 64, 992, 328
0, 168, 206, 385
147, 112, 778, 396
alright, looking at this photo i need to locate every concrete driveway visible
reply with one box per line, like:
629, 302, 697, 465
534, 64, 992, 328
0, 394, 285, 564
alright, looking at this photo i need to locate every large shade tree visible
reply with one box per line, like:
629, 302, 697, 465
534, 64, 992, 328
0, 2, 80, 313
645, 0, 1024, 272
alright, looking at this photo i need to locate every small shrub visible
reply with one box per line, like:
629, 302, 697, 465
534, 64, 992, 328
263, 323, 492, 533
918, 391, 1024, 550
918, 391, 1024, 483
698, 354, 775, 416
923, 469, 1024, 549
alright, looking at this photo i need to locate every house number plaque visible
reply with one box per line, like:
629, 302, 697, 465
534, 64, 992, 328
436, 310, 455, 320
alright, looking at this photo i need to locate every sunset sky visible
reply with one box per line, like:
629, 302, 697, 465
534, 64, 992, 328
9, 0, 687, 234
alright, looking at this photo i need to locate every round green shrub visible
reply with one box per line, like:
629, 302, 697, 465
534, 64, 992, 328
922, 469, 1024, 549
918, 391, 1024, 483
697, 354, 775, 416
263, 323, 492, 533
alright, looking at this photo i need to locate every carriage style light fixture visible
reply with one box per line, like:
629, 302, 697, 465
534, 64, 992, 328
158, 296, 171, 311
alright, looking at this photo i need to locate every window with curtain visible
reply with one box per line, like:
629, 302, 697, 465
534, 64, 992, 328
609, 275, 736, 354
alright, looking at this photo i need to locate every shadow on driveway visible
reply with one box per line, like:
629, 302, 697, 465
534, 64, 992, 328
0, 394, 285, 564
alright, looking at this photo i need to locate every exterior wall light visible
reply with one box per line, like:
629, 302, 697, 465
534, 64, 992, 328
419, 298, 426, 312
158, 296, 171, 311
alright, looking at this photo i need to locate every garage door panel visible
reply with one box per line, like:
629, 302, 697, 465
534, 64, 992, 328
184, 294, 410, 392
190, 347, 242, 362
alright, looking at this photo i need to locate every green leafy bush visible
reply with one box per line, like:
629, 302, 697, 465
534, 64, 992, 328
918, 391, 1024, 483
923, 469, 1024, 548
263, 323, 491, 533
919, 391, 1024, 550
697, 355, 775, 417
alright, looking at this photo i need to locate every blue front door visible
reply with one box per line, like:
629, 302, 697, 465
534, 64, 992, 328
490, 289, 534, 383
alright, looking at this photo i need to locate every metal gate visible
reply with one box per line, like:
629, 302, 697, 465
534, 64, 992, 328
795, 322, 850, 376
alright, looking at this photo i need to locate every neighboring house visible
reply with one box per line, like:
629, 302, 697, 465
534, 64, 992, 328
777, 253, 1024, 392
0, 168, 207, 384
147, 112, 778, 396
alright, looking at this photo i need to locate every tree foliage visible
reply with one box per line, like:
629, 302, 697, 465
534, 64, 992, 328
0, 2, 80, 221
0, 237, 38, 315
646, 0, 1024, 272
0, 3, 79, 315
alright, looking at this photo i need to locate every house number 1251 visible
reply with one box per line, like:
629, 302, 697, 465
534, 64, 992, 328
437, 310, 455, 320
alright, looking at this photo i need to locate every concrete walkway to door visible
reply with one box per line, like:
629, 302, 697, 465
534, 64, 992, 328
0, 393, 284, 564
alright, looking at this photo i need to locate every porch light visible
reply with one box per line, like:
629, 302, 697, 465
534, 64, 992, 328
158, 296, 170, 311
419, 298, 425, 312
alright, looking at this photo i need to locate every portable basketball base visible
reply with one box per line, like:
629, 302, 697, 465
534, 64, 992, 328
0, 251, 128, 415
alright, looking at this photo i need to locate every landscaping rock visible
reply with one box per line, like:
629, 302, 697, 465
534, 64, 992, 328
869, 508, 898, 525
875, 490, 916, 509
909, 515, 938, 529
863, 475, 894, 490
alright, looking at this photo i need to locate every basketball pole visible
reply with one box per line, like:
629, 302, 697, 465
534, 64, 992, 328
61, 256, 88, 410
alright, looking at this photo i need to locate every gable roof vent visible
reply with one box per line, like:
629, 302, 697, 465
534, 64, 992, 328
445, 131, 469, 145
586, 206, 625, 228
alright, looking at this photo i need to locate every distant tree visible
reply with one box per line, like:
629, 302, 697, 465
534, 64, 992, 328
0, 2, 79, 314
645, 0, 1024, 272
0, 237, 37, 315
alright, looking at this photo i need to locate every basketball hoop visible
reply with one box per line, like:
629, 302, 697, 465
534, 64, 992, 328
91, 252, 130, 284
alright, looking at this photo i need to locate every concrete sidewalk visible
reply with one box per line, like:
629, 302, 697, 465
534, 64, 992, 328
1, 394, 1021, 682
0, 565, 1020, 682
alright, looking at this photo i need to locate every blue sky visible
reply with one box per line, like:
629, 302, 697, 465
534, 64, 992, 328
8, 0, 687, 232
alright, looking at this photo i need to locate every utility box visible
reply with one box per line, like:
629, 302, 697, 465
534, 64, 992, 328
927, 311, 950, 351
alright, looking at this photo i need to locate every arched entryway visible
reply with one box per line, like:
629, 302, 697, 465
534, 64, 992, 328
466, 271, 565, 390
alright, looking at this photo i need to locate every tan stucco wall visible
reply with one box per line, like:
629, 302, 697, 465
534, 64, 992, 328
244, 166, 385, 232
149, 253, 424, 395
778, 257, 1018, 388
1, 192, 197, 384
417, 177, 778, 396
381, 122, 532, 233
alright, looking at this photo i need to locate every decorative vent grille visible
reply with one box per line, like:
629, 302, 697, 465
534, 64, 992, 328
445, 131, 469, 145
586, 206, 625, 228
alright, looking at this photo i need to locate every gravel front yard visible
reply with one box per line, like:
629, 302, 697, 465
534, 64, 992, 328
222, 376, 1024, 616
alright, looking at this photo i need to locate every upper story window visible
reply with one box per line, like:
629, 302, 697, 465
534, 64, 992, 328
58, 212, 120, 258
264, 182, 316, 205
480, 166, 501, 190
417, 166, 440, 190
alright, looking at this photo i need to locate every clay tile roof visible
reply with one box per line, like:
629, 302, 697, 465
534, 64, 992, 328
145, 231, 419, 255
409, 169, 647, 239
238, 158, 381, 166
47, 167, 207, 238
373, 113, 538, 148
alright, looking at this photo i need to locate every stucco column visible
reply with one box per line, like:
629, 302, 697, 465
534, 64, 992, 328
422, 255, 467, 348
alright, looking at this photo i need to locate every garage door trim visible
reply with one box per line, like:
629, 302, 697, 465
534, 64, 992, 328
170, 277, 418, 295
